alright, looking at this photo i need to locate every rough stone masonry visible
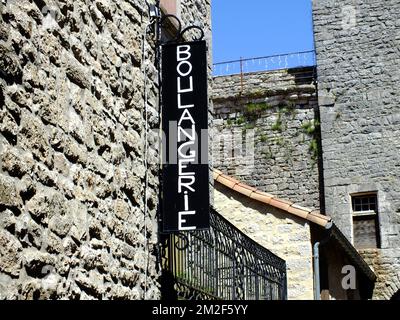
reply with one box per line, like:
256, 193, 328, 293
313, 0, 400, 299
212, 67, 321, 210
0, 0, 211, 299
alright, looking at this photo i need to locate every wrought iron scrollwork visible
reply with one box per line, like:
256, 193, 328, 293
159, 14, 182, 43
179, 25, 204, 42
161, 208, 288, 300
173, 233, 189, 250
159, 14, 204, 44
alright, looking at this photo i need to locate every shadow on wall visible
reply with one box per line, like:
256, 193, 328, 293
287, 66, 316, 85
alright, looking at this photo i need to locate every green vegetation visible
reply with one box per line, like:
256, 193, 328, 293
301, 119, 320, 135
270, 104, 296, 132
275, 136, 285, 146
301, 119, 321, 161
245, 123, 255, 130
245, 102, 270, 115
276, 102, 297, 119
271, 113, 283, 132
246, 89, 268, 100
243, 102, 271, 124
221, 99, 321, 165
309, 138, 319, 161
235, 116, 245, 125
278, 102, 294, 111
278, 102, 288, 108
259, 134, 268, 143
225, 102, 271, 130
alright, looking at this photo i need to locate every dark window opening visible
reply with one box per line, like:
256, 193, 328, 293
351, 194, 380, 249
352, 195, 377, 212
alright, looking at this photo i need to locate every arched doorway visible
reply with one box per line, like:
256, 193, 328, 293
390, 289, 400, 300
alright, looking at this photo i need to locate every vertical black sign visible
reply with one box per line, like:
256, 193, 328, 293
161, 40, 209, 232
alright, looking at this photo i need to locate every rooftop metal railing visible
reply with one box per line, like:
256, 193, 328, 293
213, 50, 316, 77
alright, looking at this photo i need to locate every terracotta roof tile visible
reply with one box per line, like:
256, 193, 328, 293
309, 210, 331, 223
233, 184, 255, 197
237, 183, 257, 192
269, 198, 292, 212
213, 169, 223, 179
250, 191, 274, 205
291, 203, 313, 213
215, 174, 238, 189
213, 168, 331, 227
306, 214, 331, 226
287, 205, 309, 220
254, 190, 276, 199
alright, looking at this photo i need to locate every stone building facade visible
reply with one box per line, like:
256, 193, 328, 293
313, 0, 400, 299
0, 0, 211, 299
212, 169, 375, 300
214, 181, 315, 300
211, 0, 400, 300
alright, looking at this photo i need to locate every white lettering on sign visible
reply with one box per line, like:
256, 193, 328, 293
177, 61, 192, 77
177, 93, 194, 109
177, 76, 193, 93
178, 108, 195, 126
176, 44, 197, 231
178, 210, 196, 231
177, 140, 195, 159
178, 125, 195, 142
176, 45, 191, 61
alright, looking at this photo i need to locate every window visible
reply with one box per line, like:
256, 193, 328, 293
351, 193, 380, 249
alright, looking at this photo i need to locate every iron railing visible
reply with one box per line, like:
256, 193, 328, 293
213, 50, 316, 77
161, 208, 287, 300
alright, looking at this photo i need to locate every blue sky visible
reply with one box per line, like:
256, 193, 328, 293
211, 0, 314, 63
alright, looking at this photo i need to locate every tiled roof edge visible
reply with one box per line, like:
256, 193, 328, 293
213, 168, 331, 227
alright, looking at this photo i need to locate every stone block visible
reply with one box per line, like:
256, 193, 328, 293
20, 112, 53, 167
0, 44, 22, 81
74, 268, 105, 298
23, 248, 55, 277
26, 190, 66, 225
1, 145, 34, 178
0, 230, 22, 277
0, 175, 22, 208
66, 59, 91, 89
49, 213, 72, 238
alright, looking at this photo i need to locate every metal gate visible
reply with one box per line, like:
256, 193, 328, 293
160, 208, 287, 300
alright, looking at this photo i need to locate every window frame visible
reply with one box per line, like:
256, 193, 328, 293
350, 192, 381, 249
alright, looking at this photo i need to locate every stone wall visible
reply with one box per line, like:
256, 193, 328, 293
313, 0, 400, 299
212, 68, 321, 209
0, 0, 211, 300
213, 183, 314, 300
359, 249, 400, 300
